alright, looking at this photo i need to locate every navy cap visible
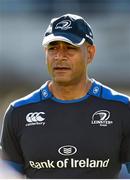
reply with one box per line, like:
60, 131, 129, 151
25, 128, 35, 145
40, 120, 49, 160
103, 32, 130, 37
42, 14, 94, 47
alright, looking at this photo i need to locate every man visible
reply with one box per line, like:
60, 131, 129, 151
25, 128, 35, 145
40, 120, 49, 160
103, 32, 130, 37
1, 14, 130, 178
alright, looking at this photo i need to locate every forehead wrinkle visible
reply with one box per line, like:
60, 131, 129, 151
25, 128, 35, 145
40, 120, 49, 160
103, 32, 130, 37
48, 41, 75, 46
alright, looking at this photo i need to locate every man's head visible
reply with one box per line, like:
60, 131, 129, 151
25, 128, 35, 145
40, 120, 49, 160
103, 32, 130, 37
42, 14, 96, 85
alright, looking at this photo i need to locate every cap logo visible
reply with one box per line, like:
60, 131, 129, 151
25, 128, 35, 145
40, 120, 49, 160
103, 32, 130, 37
55, 20, 72, 30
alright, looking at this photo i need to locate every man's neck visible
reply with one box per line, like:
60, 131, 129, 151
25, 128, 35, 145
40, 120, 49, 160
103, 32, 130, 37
48, 79, 92, 100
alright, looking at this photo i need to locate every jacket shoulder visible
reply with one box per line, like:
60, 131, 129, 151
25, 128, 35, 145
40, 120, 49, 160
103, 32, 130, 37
11, 81, 52, 108
11, 88, 41, 108
101, 83, 130, 105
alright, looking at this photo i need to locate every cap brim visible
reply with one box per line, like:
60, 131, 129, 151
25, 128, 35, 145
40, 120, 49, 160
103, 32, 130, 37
42, 33, 85, 47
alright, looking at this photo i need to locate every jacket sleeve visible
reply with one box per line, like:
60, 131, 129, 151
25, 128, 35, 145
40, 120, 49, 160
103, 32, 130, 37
120, 102, 130, 174
0, 105, 24, 174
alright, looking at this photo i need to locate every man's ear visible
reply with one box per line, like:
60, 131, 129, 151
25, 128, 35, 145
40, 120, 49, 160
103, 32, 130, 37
87, 44, 96, 64
44, 47, 47, 64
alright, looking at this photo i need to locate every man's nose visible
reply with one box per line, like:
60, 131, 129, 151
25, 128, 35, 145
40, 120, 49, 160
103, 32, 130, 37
55, 48, 67, 60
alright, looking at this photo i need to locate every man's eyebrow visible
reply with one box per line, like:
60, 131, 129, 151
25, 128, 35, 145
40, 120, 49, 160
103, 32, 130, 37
48, 41, 59, 46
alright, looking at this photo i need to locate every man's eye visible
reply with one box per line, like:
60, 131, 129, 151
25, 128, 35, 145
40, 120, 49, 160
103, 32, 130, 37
48, 47, 56, 50
67, 46, 77, 50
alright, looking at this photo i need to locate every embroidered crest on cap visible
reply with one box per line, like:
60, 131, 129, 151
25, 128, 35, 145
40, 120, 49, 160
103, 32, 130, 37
55, 20, 72, 30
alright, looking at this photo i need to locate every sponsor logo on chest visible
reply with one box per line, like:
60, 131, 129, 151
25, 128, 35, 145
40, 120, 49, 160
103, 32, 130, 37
29, 145, 110, 169
29, 158, 110, 169
91, 110, 113, 127
25, 112, 46, 126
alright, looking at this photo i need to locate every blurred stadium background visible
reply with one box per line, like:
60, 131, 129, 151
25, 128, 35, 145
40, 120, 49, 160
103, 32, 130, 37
0, 0, 130, 178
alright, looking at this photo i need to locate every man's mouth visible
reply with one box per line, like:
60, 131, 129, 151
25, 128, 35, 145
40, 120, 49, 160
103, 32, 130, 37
53, 66, 71, 71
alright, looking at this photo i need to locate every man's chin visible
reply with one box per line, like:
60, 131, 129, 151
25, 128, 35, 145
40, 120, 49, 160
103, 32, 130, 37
53, 77, 72, 86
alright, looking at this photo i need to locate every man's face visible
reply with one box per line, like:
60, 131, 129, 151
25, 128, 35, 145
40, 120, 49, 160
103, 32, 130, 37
45, 41, 95, 85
